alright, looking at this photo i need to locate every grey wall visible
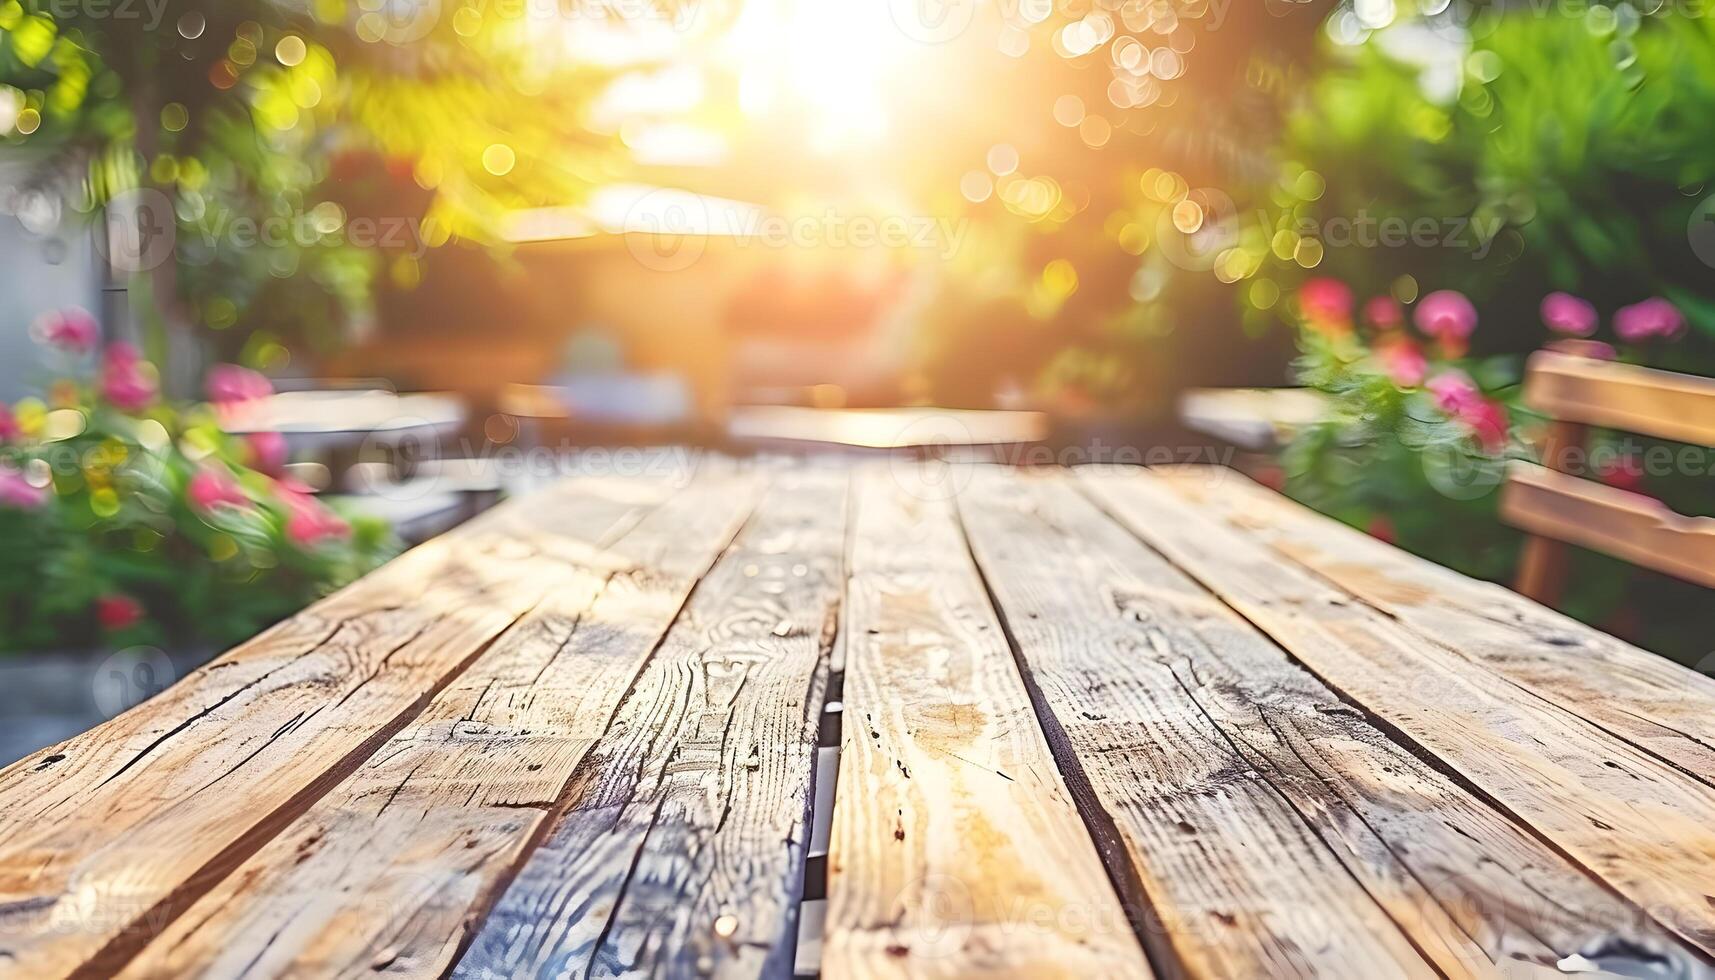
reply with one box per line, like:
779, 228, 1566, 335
0, 157, 107, 402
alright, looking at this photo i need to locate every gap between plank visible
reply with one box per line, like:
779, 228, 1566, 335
1068, 469, 1715, 973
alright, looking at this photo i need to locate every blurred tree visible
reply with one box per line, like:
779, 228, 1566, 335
0, 0, 635, 372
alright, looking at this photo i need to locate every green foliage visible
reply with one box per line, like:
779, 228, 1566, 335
1265, 11, 1715, 357
0, 0, 619, 365
0, 334, 396, 652
1281, 329, 1526, 583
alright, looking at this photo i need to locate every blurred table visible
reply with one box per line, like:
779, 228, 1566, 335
220, 390, 466, 451
1177, 387, 1332, 450
726, 406, 1050, 453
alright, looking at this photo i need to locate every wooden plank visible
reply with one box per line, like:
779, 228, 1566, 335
955, 468, 1437, 978
821, 469, 1152, 979
1080, 467, 1715, 957
0, 474, 674, 979
453, 471, 848, 979
1154, 464, 1715, 783
1501, 461, 1715, 590
974, 470, 1709, 977
1510, 419, 1588, 605
114, 473, 760, 978
1523, 349, 1715, 447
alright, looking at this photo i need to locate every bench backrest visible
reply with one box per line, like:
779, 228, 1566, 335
1500, 349, 1715, 604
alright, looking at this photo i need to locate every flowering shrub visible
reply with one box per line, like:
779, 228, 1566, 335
0, 310, 396, 653
1280, 281, 1697, 609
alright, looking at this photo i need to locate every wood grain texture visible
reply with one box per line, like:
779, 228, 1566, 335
1153, 464, 1715, 784
994, 471, 1709, 977
1523, 349, 1715, 447
822, 469, 1152, 980
1502, 460, 1715, 590
453, 471, 848, 980
1080, 466, 1715, 958
1510, 419, 1588, 605
955, 467, 1437, 978
0, 474, 678, 979
114, 473, 759, 979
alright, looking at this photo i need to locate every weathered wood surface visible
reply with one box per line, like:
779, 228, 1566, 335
1081, 466, 1715, 958
9, 461, 1715, 980
821, 469, 1151, 979
1522, 349, 1715, 447
978, 469, 1707, 978
452, 472, 847, 979
1502, 460, 1715, 590
115, 475, 759, 979
957, 468, 1439, 977
0, 474, 684, 978
1154, 464, 1715, 782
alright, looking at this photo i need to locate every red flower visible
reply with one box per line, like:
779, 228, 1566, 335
100, 343, 159, 413
1415, 290, 1477, 357
1366, 516, 1397, 545
34, 307, 100, 354
205, 364, 274, 405
1299, 278, 1355, 334
278, 486, 350, 546
1596, 453, 1646, 494
1377, 338, 1427, 388
245, 431, 289, 476
96, 594, 144, 632
188, 467, 249, 513
1363, 296, 1404, 330
0, 405, 18, 443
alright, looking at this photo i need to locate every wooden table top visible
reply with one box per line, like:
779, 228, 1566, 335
3, 461, 1714, 979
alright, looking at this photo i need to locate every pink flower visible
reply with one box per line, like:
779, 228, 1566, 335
1597, 452, 1645, 494
1378, 339, 1427, 388
33, 307, 100, 354
1415, 290, 1478, 355
279, 488, 350, 546
1299, 278, 1354, 333
1363, 296, 1404, 330
0, 467, 47, 509
187, 467, 249, 513
1428, 370, 1509, 452
0, 405, 18, 443
245, 431, 288, 476
1366, 516, 1397, 545
1466, 399, 1510, 453
1540, 292, 1597, 337
1614, 298, 1685, 343
95, 594, 144, 632
205, 364, 273, 406
1428, 371, 1483, 416
1545, 338, 1617, 361
100, 343, 158, 413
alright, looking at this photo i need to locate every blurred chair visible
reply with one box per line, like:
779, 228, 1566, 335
1502, 350, 1715, 605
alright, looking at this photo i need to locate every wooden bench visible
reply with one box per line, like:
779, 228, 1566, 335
3, 461, 1714, 978
1504, 349, 1715, 604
